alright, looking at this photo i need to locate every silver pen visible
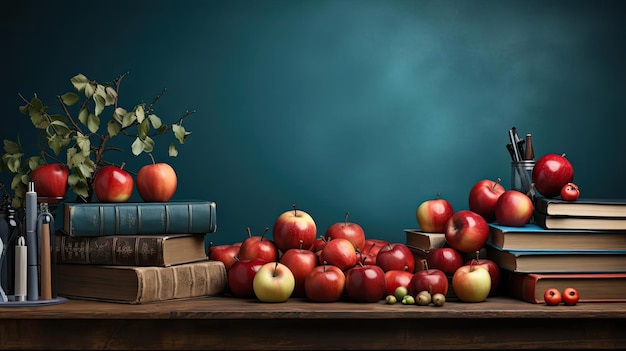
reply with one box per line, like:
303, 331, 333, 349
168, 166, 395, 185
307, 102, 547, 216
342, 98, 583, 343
25, 182, 39, 301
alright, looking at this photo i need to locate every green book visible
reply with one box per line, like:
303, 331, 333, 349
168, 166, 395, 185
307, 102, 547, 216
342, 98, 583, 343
62, 200, 217, 236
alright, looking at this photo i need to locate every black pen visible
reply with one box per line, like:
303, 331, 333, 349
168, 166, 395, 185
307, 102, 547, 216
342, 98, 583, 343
508, 129, 522, 162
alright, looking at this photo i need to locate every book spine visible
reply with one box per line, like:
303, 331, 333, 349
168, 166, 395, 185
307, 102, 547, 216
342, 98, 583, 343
504, 271, 540, 303
55, 235, 167, 266
63, 201, 216, 236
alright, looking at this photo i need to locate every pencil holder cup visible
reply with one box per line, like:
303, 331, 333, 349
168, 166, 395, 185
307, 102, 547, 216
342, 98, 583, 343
511, 160, 535, 195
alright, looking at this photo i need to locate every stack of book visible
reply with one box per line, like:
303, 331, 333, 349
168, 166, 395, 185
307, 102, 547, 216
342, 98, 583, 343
54, 200, 227, 304
486, 197, 626, 303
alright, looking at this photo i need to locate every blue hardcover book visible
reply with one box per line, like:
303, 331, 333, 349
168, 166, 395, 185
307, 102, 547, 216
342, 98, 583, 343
485, 242, 626, 273
62, 200, 217, 236
488, 223, 626, 251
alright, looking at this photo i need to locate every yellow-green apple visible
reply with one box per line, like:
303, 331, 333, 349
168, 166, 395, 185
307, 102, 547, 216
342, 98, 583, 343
444, 210, 490, 253
227, 258, 266, 298
304, 264, 346, 302
30, 163, 69, 198
94, 164, 134, 202
384, 268, 414, 296
464, 252, 500, 297
494, 190, 534, 227
426, 247, 463, 276
272, 205, 317, 254
319, 238, 357, 271
136, 158, 177, 202
238, 227, 279, 262
452, 263, 491, 302
532, 153, 574, 198
468, 178, 505, 223
208, 242, 240, 270
409, 266, 448, 297
253, 261, 295, 303
279, 241, 319, 297
324, 212, 366, 251
376, 243, 415, 273
345, 262, 386, 302
416, 197, 454, 233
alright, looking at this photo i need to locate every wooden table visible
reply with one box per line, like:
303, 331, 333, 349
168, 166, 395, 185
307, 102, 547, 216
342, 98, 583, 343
0, 295, 624, 350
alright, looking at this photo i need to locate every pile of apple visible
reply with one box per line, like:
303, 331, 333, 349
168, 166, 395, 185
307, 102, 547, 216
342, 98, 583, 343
209, 152, 577, 304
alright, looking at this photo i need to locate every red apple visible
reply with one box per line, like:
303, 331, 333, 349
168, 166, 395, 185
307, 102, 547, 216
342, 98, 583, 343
416, 197, 454, 233
384, 268, 414, 296
426, 247, 463, 276
409, 267, 448, 296
208, 242, 240, 271
359, 250, 377, 266
227, 258, 266, 298
272, 204, 317, 254
253, 261, 295, 303
464, 252, 501, 297
452, 263, 491, 303
136, 155, 177, 202
376, 243, 415, 273
362, 239, 389, 257
279, 241, 319, 297
30, 163, 69, 198
444, 210, 489, 253
319, 238, 357, 271
304, 264, 346, 303
345, 262, 386, 302
494, 190, 534, 227
468, 178, 506, 223
309, 235, 328, 252
532, 153, 574, 198
93, 163, 134, 202
324, 212, 366, 251
238, 227, 279, 262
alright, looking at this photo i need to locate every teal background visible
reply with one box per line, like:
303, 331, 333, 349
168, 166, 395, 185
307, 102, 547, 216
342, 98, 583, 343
1, 0, 625, 246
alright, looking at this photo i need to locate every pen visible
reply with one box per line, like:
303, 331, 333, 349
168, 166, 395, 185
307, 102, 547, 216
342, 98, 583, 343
25, 181, 39, 301
38, 203, 53, 300
508, 129, 522, 162
512, 127, 525, 158
14, 236, 27, 302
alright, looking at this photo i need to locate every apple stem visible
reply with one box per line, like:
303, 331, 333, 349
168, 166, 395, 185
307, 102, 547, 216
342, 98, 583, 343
292, 203, 297, 216
344, 211, 350, 225
261, 227, 269, 239
273, 261, 279, 277
246, 227, 252, 238
120, 162, 126, 170
403, 265, 408, 272
492, 177, 501, 191
298, 239, 303, 250
475, 250, 480, 261
147, 152, 156, 165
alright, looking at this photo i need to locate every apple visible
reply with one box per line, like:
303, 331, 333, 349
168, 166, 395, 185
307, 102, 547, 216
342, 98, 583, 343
468, 178, 506, 223
444, 210, 489, 253
408, 267, 448, 297
93, 163, 134, 202
532, 153, 574, 198
304, 264, 346, 302
136, 155, 177, 202
359, 250, 377, 266
376, 243, 415, 273
324, 211, 366, 251
319, 238, 357, 271
345, 262, 387, 302
30, 163, 69, 198
464, 251, 500, 297
309, 235, 327, 252
207, 242, 240, 271
238, 227, 279, 262
494, 190, 534, 227
416, 197, 454, 233
279, 241, 319, 297
253, 261, 295, 303
362, 239, 389, 257
384, 268, 414, 296
426, 247, 464, 276
272, 204, 317, 254
227, 258, 267, 298
452, 263, 491, 303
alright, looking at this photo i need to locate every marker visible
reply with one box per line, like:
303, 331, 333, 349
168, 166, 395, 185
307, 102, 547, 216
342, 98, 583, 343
14, 236, 27, 302
25, 181, 39, 301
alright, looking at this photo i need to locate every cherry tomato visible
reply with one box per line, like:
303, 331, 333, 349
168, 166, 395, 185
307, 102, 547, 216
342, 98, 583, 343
560, 183, 580, 201
562, 287, 580, 306
544, 287, 562, 306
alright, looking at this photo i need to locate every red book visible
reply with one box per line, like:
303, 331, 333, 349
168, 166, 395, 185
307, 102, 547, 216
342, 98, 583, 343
505, 271, 626, 303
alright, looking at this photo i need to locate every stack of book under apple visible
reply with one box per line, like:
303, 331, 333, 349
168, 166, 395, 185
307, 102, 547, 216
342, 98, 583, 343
53, 200, 227, 304
485, 197, 626, 303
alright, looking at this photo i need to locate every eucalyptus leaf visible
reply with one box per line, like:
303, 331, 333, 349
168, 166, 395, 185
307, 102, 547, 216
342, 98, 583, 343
168, 143, 178, 157
148, 114, 162, 129
135, 105, 145, 123
122, 110, 136, 128
172, 124, 190, 143
3, 140, 19, 154
61, 92, 80, 106
84, 83, 95, 99
70, 74, 89, 91
138, 118, 150, 139
87, 113, 100, 133
93, 93, 105, 117
78, 107, 89, 126
104, 86, 117, 106
107, 120, 120, 137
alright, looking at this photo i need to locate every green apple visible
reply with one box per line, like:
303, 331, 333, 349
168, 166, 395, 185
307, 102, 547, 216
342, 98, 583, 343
253, 261, 295, 303
451, 264, 491, 303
